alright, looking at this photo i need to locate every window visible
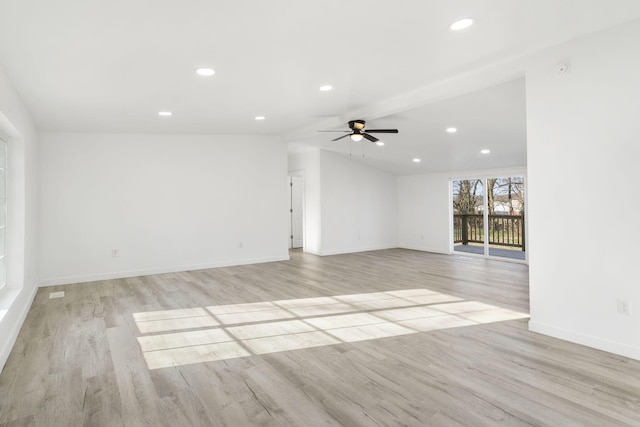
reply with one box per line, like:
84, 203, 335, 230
0, 137, 6, 291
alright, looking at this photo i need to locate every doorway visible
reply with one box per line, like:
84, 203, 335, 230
289, 175, 303, 249
452, 176, 525, 261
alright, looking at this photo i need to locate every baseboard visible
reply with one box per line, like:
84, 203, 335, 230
529, 320, 640, 361
38, 255, 290, 287
0, 285, 38, 373
317, 244, 397, 257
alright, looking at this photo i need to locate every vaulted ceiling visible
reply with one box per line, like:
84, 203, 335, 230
1, 1, 640, 173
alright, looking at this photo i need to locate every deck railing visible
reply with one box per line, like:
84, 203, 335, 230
453, 214, 525, 250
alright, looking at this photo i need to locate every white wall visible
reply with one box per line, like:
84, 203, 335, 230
288, 149, 397, 256
527, 20, 640, 360
0, 65, 39, 372
39, 133, 289, 285
398, 173, 451, 254
319, 150, 397, 255
398, 167, 526, 254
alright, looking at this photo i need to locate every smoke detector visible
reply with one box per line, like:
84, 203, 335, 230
552, 62, 570, 77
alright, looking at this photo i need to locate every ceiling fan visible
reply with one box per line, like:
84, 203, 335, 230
321, 119, 398, 143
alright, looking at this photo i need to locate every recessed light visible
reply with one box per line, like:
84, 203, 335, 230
446, 127, 457, 133
158, 111, 172, 116
319, 85, 333, 91
481, 149, 491, 154
450, 18, 475, 31
255, 116, 266, 121
412, 158, 421, 163
196, 68, 216, 76
376, 141, 384, 146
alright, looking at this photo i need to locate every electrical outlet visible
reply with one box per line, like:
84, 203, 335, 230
111, 249, 119, 258
238, 241, 243, 249
617, 299, 630, 315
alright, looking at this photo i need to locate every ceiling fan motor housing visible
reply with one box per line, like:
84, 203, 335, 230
349, 120, 366, 131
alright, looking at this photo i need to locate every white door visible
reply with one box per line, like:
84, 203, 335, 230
290, 175, 304, 249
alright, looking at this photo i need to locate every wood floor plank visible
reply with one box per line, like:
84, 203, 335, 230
82, 372, 123, 427
1, 249, 639, 426
106, 325, 164, 426
0, 415, 35, 427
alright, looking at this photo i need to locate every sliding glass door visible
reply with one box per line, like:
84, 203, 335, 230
452, 179, 485, 256
452, 176, 525, 261
487, 177, 525, 259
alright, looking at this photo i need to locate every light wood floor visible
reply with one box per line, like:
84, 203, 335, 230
1, 249, 639, 426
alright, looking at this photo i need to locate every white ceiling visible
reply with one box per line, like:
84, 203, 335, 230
1, 1, 640, 174
299, 78, 527, 175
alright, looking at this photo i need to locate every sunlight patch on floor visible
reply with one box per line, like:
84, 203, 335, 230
134, 289, 529, 369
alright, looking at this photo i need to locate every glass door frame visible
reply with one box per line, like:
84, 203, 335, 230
449, 170, 528, 264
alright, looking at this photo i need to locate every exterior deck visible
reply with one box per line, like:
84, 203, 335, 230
454, 243, 526, 260
454, 213, 525, 260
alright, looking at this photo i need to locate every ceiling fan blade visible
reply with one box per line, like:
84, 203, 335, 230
331, 134, 351, 142
318, 130, 349, 133
364, 129, 398, 134
362, 133, 379, 142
